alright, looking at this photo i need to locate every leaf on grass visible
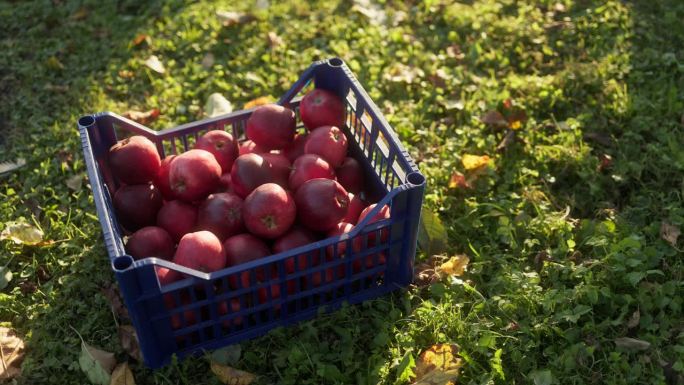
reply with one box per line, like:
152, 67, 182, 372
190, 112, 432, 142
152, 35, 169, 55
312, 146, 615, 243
143, 55, 165, 74
0, 327, 25, 380
428, 68, 449, 88
506, 109, 527, 130
461, 154, 491, 171
417, 208, 448, 256
660, 222, 680, 248
216, 11, 256, 27
244, 96, 273, 110
352, 0, 387, 26
205, 93, 233, 118
211, 345, 241, 366
1, 221, 44, 245
496, 130, 516, 152
413, 344, 463, 385
0, 266, 12, 291
118, 326, 142, 362
384, 63, 424, 84
442, 100, 464, 111
438, 255, 469, 277
122, 109, 160, 125
413, 255, 445, 287
201, 53, 215, 69
627, 309, 640, 329
66, 174, 83, 191
267, 31, 283, 48
71, 7, 89, 20
446, 45, 464, 60
78, 341, 116, 385
530, 369, 554, 385
210, 361, 256, 385
110, 362, 135, 385
614, 337, 650, 351
0, 158, 26, 176
46, 56, 65, 70
448, 171, 469, 190
480, 111, 507, 127
101, 285, 129, 320
132, 34, 150, 47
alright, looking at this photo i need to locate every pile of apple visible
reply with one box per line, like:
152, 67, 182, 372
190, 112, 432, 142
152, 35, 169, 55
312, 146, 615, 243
109, 89, 389, 327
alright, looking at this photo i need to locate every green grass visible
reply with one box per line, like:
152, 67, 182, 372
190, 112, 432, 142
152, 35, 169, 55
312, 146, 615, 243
1, 0, 684, 384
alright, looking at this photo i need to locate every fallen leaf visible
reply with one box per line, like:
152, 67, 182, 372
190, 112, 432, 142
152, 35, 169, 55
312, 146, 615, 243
446, 45, 464, 60
71, 7, 89, 20
110, 362, 136, 385
244, 96, 273, 110
118, 326, 142, 362
614, 337, 650, 351
0, 158, 26, 176
352, 0, 387, 25
216, 11, 256, 27
384, 63, 424, 84
19, 281, 36, 295
496, 130, 516, 152
143, 55, 165, 74
1, 221, 44, 245
417, 208, 448, 256
660, 222, 680, 248
210, 361, 256, 385
121, 109, 160, 125
443, 99, 464, 111
414, 255, 447, 287
438, 255, 469, 277
131, 34, 149, 47
46, 56, 65, 70
211, 345, 241, 366
448, 171, 469, 189
627, 309, 640, 329
205, 93, 233, 117
554, 2, 567, 12
0, 327, 25, 380
101, 285, 129, 320
506, 109, 527, 130
480, 111, 507, 127
428, 69, 448, 88
267, 31, 283, 48
66, 174, 83, 191
0, 266, 13, 291
413, 344, 463, 385
201, 53, 215, 69
461, 154, 491, 171
78, 340, 115, 385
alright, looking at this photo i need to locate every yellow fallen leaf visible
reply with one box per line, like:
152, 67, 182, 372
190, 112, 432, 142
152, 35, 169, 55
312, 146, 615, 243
461, 154, 491, 171
244, 96, 273, 109
210, 361, 256, 385
413, 344, 463, 385
509, 120, 522, 130
110, 362, 136, 385
0, 221, 44, 245
438, 255, 470, 277
448, 171, 469, 189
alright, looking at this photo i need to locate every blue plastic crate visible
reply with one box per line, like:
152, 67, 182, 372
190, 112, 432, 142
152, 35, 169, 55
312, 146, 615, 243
77, 58, 426, 368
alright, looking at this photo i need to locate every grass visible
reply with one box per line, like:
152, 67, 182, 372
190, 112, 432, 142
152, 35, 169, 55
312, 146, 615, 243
1, 0, 683, 384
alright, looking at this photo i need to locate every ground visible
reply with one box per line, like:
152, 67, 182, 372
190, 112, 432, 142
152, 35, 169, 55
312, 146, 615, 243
1, 0, 683, 384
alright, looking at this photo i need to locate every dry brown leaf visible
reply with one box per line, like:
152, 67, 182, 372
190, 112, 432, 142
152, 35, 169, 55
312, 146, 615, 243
446, 45, 464, 60
66, 174, 83, 191
122, 109, 160, 125
480, 111, 507, 127
267, 32, 283, 48
0, 327, 25, 380
615, 337, 650, 351
119, 326, 142, 362
414, 256, 445, 287
448, 171, 469, 190
627, 309, 640, 329
143, 55, 165, 74
438, 255, 469, 277
110, 362, 136, 385
132, 34, 149, 47
428, 68, 449, 88
210, 361, 256, 385
413, 344, 463, 385
496, 130, 516, 152
660, 222, 680, 248
101, 284, 129, 320
244, 96, 273, 110
461, 154, 491, 171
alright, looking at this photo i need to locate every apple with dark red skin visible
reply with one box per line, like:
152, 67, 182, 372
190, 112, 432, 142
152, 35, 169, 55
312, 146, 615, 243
282, 133, 309, 163
357, 203, 391, 244
164, 293, 197, 330
295, 178, 349, 232
216, 173, 233, 193
169, 149, 222, 202
194, 130, 239, 174
353, 252, 387, 273
154, 155, 177, 200
304, 125, 348, 167
231, 153, 287, 198
196, 192, 244, 241
224, 233, 271, 289
342, 193, 367, 224
157, 200, 197, 242
156, 267, 180, 286
126, 226, 174, 260
246, 104, 296, 151
239, 140, 267, 156
289, 154, 335, 191
335, 157, 364, 194
114, 184, 163, 231
325, 222, 358, 258
299, 88, 345, 131
173, 231, 226, 273
218, 299, 243, 327
243, 183, 296, 239
273, 226, 318, 273
109, 135, 161, 184
261, 153, 291, 187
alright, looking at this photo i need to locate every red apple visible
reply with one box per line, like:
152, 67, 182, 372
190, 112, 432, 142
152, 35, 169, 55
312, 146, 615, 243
325, 222, 358, 258
243, 183, 296, 239
289, 154, 335, 191
231, 153, 287, 198
273, 226, 317, 273
335, 157, 364, 194
173, 231, 226, 273
196, 192, 244, 241
282, 133, 309, 163
246, 104, 296, 150
218, 299, 243, 327
126, 226, 174, 260
357, 203, 391, 244
342, 193, 367, 224
239, 140, 267, 155
164, 293, 197, 330
299, 88, 345, 131
156, 267, 180, 286
216, 173, 233, 193
169, 149, 222, 202
157, 200, 197, 243
114, 184, 163, 231
194, 130, 239, 174
224, 233, 271, 289
295, 178, 349, 232
109, 135, 161, 184
304, 125, 348, 167
154, 155, 177, 200
261, 153, 291, 187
